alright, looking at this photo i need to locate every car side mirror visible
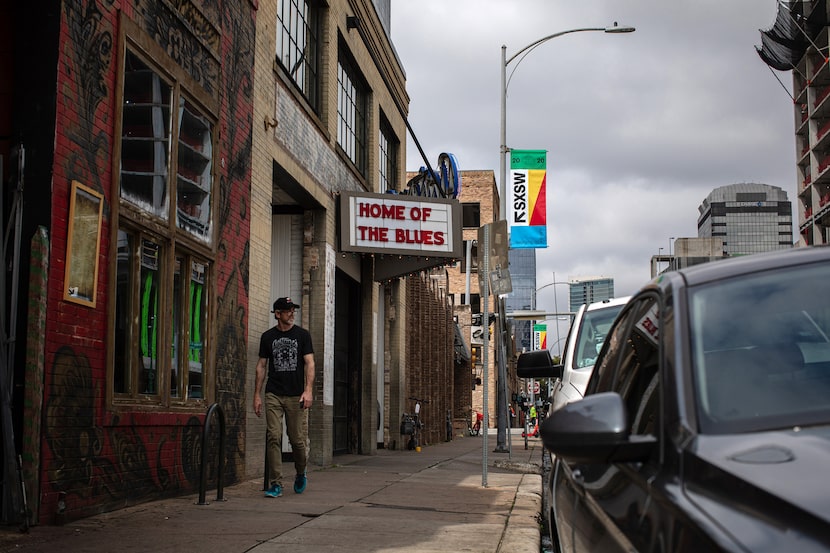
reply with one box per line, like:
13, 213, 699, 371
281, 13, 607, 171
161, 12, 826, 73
516, 349, 564, 379
541, 392, 656, 464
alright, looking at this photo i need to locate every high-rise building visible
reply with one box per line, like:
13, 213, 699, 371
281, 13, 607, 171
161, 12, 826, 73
757, 3, 829, 246
505, 249, 536, 353
697, 183, 793, 256
568, 277, 614, 312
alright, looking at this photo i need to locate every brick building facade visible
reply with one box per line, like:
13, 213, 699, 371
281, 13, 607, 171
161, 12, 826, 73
1, 0, 461, 526
441, 170, 522, 433
2, 0, 255, 525
246, 0, 459, 477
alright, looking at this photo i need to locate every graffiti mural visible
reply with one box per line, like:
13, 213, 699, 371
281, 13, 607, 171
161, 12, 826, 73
44, 346, 209, 513
45, 347, 110, 498
141, 0, 220, 96
62, 0, 113, 193
210, 0, 255, 480
40, 0, 254, 521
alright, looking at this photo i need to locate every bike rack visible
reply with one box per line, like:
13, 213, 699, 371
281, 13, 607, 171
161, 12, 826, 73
197, 403, 226, 505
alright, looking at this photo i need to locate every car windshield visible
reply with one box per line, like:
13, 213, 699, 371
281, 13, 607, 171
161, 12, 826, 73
690, 261, 830, 434
573, 304, 627, 369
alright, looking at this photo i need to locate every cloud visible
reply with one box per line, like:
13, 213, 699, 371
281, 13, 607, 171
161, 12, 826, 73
392, 0, 795, 310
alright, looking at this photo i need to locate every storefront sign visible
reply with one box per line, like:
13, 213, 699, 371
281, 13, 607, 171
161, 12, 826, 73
340, 191, 461, 257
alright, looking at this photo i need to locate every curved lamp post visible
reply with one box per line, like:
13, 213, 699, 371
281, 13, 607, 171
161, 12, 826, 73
499, 23, 636, 217
484, 22, 634, 479
533, 275, 570, 353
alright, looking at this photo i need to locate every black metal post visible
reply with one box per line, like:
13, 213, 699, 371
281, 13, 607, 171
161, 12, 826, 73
197, 403, 226, 505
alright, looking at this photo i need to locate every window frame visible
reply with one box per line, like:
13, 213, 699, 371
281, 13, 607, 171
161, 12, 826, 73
462, 202, 481, 229
379, 111, 399, 193
275, 0, 321, 111
337, 38, 369, 176
460, 239, 479, 273
108, 18, 217, 410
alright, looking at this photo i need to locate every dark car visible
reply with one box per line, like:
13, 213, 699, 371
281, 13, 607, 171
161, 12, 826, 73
541, 246, 830, 552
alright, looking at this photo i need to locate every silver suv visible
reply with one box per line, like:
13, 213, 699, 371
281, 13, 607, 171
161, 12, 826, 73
550, 296, 630, 412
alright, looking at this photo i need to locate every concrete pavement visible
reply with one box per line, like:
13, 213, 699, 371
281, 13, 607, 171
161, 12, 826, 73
0, 431, 543, 553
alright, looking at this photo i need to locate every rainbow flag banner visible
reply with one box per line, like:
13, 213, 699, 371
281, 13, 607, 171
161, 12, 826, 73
508, 150, 547, 249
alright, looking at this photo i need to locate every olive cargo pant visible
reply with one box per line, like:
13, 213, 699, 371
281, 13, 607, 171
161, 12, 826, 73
265, 393, 309, 487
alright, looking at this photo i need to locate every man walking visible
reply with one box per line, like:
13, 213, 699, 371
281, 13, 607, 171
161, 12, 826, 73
254, 297, 315, 498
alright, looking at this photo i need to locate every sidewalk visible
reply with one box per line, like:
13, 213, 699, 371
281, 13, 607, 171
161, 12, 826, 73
0, 431, 543, 553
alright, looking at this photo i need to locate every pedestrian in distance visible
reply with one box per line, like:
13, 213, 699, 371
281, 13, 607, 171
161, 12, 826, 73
254, 297, 315, 498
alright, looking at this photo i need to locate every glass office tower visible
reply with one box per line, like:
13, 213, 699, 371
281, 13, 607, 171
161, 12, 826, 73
697, 183, 793, 256
506, 248, 536, 353
568, 277, 614, 312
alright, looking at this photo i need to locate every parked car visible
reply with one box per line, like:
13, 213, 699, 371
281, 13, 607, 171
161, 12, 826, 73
540, 246, 830, 552
550, 296, 630, 413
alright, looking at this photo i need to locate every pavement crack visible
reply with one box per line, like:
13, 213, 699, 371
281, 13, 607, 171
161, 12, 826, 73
362, 502, 440, 513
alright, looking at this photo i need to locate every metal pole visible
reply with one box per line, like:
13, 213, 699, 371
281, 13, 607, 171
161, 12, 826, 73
499, 44, 508, 219
464, 239, 472, 304
495, 298, 509, 453
481, 224, 490, 487
552, 272, 561, 355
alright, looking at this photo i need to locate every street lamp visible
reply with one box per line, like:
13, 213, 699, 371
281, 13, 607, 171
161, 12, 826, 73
551, 336, 569, 357
486, 21, 634, 472
533, 273, 570, 353
669, 237, 675, 270
499, 22, 636, 217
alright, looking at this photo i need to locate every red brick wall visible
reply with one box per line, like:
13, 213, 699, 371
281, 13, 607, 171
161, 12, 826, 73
37, 0, 254, 523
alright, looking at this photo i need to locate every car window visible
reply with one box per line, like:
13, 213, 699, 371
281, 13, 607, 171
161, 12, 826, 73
613, 298, 660, 435
573, 303, 627, 369
691, 261, 830, 433
590, 299, 641, 395
587, 296, 660, 436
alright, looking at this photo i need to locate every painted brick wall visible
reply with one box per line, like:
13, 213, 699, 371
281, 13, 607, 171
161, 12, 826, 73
38, 0, 254, 523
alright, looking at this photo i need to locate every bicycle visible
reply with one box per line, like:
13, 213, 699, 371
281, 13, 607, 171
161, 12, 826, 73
400, 396, 429, 450
467, 409, 482, 436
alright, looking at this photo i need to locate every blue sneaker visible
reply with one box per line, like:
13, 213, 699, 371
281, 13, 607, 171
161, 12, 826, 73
264, 483, 282, 498
293, 473, 307, 494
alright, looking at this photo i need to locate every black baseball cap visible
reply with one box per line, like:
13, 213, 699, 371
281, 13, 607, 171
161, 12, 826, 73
273, 297, 301, 311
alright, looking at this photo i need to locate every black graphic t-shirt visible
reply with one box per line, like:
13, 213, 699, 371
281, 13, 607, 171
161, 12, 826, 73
259, 325, 314, 396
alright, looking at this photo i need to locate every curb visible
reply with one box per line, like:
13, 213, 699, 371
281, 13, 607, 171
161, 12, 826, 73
498, 473, 542, 553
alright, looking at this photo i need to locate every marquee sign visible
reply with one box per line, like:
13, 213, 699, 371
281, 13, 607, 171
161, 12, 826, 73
339, 191, 462, 260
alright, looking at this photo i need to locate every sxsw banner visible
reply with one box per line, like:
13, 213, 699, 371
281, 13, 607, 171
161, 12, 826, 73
508, 150, 547, 249
533, 323, 547, 351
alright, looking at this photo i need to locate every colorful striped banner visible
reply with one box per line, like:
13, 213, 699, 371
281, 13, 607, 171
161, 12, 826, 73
508, 150, 547, 249
533, 323, 547, 350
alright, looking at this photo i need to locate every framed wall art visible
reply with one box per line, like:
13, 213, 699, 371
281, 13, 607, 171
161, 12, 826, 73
64, 180, 104, 307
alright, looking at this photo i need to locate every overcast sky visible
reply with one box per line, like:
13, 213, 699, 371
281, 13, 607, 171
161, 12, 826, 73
390, 0, 795, 333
